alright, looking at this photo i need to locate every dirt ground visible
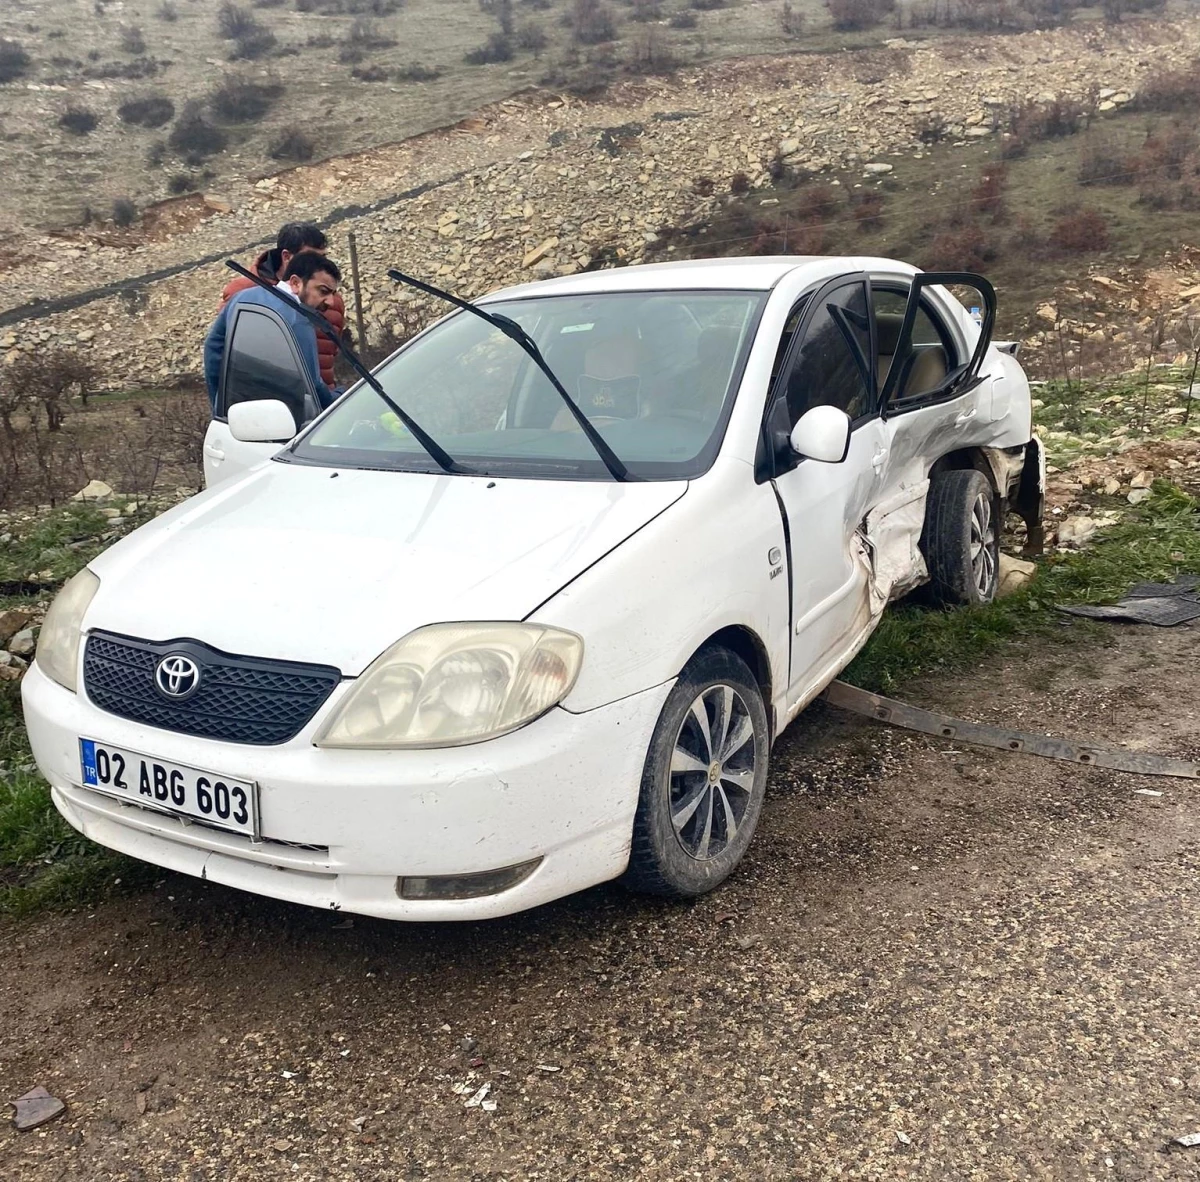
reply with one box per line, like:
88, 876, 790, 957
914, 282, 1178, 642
3, 620, 1200, 1180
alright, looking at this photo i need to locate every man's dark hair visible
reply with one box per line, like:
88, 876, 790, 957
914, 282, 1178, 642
276, 221, 328, 255
283, 251, 341, 284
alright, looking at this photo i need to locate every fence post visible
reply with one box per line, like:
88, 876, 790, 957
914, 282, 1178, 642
347, 230, 367, 355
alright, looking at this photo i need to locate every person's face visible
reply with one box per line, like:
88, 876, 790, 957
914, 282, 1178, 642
287, 269, 339, 314
279, 243, 326, 273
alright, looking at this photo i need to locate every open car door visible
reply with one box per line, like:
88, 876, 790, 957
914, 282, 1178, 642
202, 303, 320, 488
879, 271, 996, 414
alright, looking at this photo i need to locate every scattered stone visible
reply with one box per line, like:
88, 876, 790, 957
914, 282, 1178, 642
997, 554, 1037, 597
1102, 477, 1122, 496
72, 479, 113, 502
522, 237, 559, 268
863, 162, 893, 175
8, 629, 36, 658
1057, 515, 1098, 546
1129, 470, 1153, 488
1127, 487, 1152, 505
0, 610, 34, 646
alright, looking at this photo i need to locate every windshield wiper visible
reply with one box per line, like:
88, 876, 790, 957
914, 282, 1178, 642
224, 260, 466, 476
386, 268, 631, 482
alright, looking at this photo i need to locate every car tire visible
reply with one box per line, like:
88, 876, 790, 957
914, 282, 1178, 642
623, 647, 770, 899
922, 468, 1000, 606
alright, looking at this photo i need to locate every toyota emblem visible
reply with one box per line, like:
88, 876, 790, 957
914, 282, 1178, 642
155, 654, 201, 701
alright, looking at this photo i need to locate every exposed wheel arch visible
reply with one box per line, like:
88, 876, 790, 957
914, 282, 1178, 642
689, 625, 775, 739
928, 446, 1000, 492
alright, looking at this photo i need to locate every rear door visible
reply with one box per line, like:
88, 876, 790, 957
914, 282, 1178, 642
203, 304, 319, 488
867, 273, 998, 597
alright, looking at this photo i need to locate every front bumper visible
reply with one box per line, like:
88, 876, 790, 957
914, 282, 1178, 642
21, 662, 671, 921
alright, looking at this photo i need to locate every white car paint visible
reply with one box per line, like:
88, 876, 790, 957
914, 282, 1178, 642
24, 256, 1037, 921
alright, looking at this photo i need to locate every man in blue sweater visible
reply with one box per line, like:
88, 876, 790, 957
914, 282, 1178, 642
204, 252, 343, 413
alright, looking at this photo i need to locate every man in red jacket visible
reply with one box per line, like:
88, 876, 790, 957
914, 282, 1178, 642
220, 222, 346, 389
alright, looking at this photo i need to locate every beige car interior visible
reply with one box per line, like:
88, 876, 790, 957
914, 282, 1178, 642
874, 310, 950, 399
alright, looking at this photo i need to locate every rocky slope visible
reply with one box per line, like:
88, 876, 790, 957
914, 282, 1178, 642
2, 17, 1199, 388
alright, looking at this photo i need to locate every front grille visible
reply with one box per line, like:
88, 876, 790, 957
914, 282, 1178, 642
84, 631, 341, 746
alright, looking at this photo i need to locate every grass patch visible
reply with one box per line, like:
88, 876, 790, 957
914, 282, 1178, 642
0, 503, 117, 586
845, 483, 1200, 693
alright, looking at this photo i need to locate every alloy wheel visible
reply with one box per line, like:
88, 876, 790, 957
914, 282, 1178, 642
668, 684, 757, 861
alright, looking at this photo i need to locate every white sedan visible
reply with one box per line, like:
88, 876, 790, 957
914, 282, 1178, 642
23, 256, 1042, 920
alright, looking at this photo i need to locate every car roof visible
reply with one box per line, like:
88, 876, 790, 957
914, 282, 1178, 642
481, 255, 922, 302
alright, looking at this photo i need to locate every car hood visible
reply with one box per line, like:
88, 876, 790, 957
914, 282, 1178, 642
86, 463, 687, 675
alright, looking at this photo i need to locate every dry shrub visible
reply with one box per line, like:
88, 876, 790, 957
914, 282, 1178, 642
0, 39, 31, 84
516, 20, 549, 52
208, 77, 283, 122
851, 191, 885, 231
788, 224, 829, 255
112, 197, 138, 226
59, 105, 100, 135
571, 0, 617, 44
269, 125, 315, 160
120, 24, 147, 54
827, 0, 895, 31
794, 181, 840, 223
1077, 137, 1135, 186
1049, 208, 1110, 253
780, 0, 806, 34
217, 3, 261, 38
729, 171, 751, 196
1132, 60, 1200, 112
118, 92, 175, 127
692, 175, 716, 197
926, 224, 997, 271
914, 111, 947, 144
169, 102, 229, 157
394, 61, 441, 81
464, 33, 514, 64
971, 162, 1007, 219
668, 10, 698, 26
627, 28, 678, 74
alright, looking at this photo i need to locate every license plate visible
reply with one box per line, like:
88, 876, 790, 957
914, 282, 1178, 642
78, 739, 259, 838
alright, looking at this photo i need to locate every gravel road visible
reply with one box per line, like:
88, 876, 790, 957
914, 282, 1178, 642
3, 622, 1200, 1181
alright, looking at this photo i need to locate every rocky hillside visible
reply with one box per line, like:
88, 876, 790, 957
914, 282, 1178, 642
2, 16, 1199, 389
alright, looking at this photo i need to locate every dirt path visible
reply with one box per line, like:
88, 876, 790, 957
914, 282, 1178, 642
3, 622, 1200, 1180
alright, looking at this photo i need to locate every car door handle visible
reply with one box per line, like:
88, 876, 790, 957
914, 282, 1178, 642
204, 443, 225, 460
871, 446, 887, 471
955, 408, 977, 425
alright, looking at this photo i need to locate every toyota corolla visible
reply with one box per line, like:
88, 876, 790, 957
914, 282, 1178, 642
22, 257, 1042, 920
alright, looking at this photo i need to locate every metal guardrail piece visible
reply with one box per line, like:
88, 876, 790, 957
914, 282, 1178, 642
822, 680, 1200, 780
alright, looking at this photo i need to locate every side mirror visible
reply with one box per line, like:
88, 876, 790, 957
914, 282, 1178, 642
789, 405, 851, 463
228, 400, 297, 444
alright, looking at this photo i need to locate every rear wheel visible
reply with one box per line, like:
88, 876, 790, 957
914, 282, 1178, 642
922, 468, 999, 605
624, 647, 769, 899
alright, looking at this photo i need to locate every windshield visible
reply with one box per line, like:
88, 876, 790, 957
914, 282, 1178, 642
288, 289, 767, 480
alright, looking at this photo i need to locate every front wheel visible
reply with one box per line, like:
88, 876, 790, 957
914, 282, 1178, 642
624, 647, 769, 899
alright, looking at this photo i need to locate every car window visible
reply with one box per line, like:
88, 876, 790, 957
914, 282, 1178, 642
781, 282, 873, 427
288, 290, 767, 481
221, 307, 317, 429
872, 287, 957, 404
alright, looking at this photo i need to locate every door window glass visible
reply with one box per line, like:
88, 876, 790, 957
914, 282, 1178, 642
782, 283, 873, 426
221, 308, 316, 429
872, 288, 955, 402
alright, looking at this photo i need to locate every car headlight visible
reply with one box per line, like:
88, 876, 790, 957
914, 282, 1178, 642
315, 622, 584, 749
36, 568, 100, 693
